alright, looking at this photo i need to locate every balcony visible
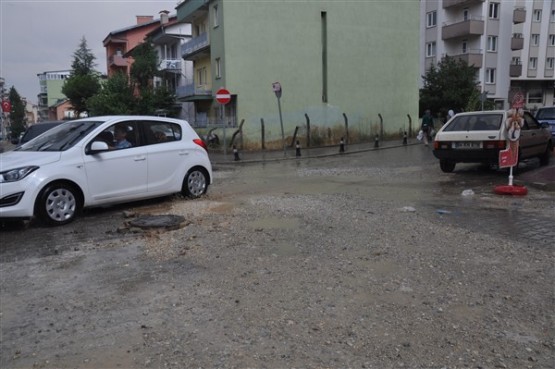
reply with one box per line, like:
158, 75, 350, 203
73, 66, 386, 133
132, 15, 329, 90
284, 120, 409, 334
511, 34, 524, 50
450, 49, 483, 68
109, 54, 127, 67
176, 0, 209, 23
176, 83, 212, 101
510, 64, 522, 77
158, 59, 182, 73
513, 7, 526, 24
442, 17, 484, 40
443, 0, 484, 9
181, 32, 210, 60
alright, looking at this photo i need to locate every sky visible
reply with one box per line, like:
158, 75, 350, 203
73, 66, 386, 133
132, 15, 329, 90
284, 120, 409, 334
1, 0, 177, 104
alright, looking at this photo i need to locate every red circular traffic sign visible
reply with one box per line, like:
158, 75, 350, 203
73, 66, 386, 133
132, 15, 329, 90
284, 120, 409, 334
216, 88, 231, 104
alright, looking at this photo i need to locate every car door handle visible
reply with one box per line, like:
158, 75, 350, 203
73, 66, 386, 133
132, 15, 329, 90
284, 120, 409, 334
134, 156, 146, 161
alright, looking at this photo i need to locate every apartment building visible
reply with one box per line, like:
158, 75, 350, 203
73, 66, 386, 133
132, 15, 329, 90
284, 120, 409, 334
146, 12, 195, 120
36, 70, 71, 121
103, 15, 164, 78
420, 0, 555, 111
176, 0, 420, 145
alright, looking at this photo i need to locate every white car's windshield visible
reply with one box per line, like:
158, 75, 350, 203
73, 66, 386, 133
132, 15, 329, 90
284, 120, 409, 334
15, 121, 105, 152
443, 114, 503, 132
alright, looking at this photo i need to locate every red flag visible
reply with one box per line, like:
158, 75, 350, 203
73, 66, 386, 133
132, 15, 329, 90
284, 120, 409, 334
1, 100, 11, 113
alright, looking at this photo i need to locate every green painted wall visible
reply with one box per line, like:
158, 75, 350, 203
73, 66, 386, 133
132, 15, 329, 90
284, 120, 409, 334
212, 0, 419, 145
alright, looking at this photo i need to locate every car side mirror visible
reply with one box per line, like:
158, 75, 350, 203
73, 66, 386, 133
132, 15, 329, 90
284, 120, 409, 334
88, 140, 110, 154
540, 122, 550, 129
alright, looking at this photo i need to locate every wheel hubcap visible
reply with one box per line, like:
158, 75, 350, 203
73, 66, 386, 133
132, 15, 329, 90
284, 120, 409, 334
46, 188, 76, 222
188, 171, 206, 196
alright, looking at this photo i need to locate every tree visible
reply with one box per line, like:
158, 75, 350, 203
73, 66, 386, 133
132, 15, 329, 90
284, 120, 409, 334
62, 37, 100, 117
87, 72, 136, 116
130, 41, 159, 90
419, 56, 480, 117
8, 87, 26, 139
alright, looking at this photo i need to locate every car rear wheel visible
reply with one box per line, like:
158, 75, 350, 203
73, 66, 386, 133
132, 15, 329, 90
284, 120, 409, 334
182, 168, 208, 198
439, 159, 456, 173
36, 182, 81, 226
539, 143, 552, 166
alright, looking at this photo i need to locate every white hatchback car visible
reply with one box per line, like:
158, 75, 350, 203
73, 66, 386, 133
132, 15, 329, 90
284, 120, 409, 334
0, 116, 212, 226
433, 110, 552, 173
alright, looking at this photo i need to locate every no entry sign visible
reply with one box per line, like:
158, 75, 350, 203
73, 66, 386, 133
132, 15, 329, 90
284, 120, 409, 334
216, 88, 231, 104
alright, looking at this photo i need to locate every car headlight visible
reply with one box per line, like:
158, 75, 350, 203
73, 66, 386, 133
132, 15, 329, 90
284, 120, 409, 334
0, 166, 39, 183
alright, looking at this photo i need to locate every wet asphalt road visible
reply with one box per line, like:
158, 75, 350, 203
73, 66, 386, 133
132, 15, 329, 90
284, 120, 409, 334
0, 143, 553, 368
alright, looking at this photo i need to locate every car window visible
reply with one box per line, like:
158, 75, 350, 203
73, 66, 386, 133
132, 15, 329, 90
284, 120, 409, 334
92, 121, 139, 150
522, 112, 539, 130
443, 114, 503, 132
536, 107, 555, 120
16, 121, 104, 152
143, 121, 182, 145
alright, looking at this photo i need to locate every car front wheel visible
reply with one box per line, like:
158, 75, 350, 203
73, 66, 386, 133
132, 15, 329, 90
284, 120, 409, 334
36, 182, 81, 226
439, 159, 456, 173
182, 168, 208, 198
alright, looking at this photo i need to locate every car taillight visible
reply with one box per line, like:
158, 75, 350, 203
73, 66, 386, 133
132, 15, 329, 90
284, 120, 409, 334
483, 140, 506, 149
193, 138, 208, 151
434, 141, 451, 150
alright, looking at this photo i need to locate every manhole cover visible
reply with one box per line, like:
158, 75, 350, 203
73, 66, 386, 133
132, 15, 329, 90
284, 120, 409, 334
129, 214, 185, 230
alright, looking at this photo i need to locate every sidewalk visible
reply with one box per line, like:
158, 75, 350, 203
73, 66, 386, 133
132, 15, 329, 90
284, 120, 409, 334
208, 138, 415, 165
210, 139, 555, 192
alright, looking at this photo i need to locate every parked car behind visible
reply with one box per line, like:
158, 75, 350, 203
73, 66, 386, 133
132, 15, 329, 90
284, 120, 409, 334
535, 106, 555, 139
18, 120, 65, 145
0, 116, 212, 226
433, 110, 552, 173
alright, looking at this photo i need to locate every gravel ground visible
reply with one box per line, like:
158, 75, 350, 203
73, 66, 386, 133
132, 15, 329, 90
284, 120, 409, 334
1, 155, 554, 369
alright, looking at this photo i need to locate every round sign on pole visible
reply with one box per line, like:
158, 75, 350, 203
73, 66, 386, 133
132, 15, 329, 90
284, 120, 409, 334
216, 88, 231, 105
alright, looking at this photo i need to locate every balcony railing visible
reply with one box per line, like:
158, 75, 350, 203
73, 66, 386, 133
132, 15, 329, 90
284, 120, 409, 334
158, 59, 182, 72
181, 32, 210, 60
109, 54, 127, 67
443, 0, 484, 9
450, 49, 483, 68
176, 83, 212, 99
511, 34, 524, 50
176, 0, 209, 23
513, 7, 526, 24
442, 17, 484, 40
510, 64, 522, 77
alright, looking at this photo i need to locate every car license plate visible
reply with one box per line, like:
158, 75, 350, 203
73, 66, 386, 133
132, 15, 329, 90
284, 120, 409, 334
452, 141, 482, 149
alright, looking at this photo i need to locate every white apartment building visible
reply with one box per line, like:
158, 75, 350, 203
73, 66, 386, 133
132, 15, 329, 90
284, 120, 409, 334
420, 0, 555, 111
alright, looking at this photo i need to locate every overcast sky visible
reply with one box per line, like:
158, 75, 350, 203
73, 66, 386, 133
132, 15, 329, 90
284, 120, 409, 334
1, 0, 177, 104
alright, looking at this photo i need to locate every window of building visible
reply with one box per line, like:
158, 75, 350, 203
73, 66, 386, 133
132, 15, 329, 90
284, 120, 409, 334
215, 58, 221, 78
547, 57, 555, 70
463, 8, 469, 21
426, 42, 436, 57
426, 11, 437, 27
197, 67, 207, 86
549, 34, 555, 46
487, 36, 498, 52
533, 9, 542, 22
529, 57, 538, 70
531, 34, 540, 46
527, 89, 543, 104
488, 2, 499, 19
485, 68, 496, 84
552, 9, 555, 22
511, 57, 521, 65
213, 5, 219, 27
462, 40, 468, 54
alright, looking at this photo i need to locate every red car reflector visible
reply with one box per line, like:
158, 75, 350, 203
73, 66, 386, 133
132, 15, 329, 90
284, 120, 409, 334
193, 138, 208, 151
